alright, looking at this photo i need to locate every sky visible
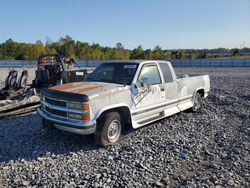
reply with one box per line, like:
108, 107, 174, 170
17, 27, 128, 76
0, 0, 249, 49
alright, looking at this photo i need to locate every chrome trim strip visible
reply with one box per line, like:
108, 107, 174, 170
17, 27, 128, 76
37, 108, 94, 127
178, 95, 193, 101
138, 114, 168, 127
41, 101, 89, 114
53, 124, 96, 135
44, 96, 66, 103
132, 99, 178, 116
132, 95, 193, 116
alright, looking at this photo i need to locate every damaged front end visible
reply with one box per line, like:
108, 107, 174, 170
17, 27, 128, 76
0, 54, 88, 118
37, 88, 96, 135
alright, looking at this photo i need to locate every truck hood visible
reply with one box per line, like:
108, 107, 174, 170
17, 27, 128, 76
49, 82, 128, 99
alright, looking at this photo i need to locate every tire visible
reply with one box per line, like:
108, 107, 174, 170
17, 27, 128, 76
42, 118, 55, 132
95, 112, 123, 146
192, 93, 202, 112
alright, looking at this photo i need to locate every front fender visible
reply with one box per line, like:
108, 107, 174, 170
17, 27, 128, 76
93, 103, 132, 121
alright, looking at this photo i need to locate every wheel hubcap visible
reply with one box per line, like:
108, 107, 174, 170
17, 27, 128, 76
107, 120, 121, 143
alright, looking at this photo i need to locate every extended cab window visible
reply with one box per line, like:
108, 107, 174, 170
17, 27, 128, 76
159, 63, 173, 82
138, 65, 162, 85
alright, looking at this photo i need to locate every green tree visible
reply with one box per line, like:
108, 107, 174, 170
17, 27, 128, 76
45, 36, 53, 46
144, 49, 152, 59
109, 42, 129, 60
0, 45, 3, 60
1, 39, 22, 60
163, 51, 171, 60
199, 52, 208, 59
130, 45, 144, 59
91, 43, 104, 59
177, 51, 187, 59
22, 43, 45, 60
55, 35, 76, 58
232, 49, 240, 56
103, 47, 113, 60
188, 53, 197, 59
1, 36, 250, 60
116, 42, 124, 49
171, 51, 178, 59
152, 45, 164, 59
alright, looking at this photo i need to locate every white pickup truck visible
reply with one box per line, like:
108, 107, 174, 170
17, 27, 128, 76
38, 61, 210, 146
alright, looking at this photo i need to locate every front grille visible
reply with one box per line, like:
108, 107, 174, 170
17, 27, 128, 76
45, 97, 66, 107
45, 106, 67, 117
43, 96, 67, 117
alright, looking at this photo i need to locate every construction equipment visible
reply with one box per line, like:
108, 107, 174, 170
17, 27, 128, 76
0, 54, 88, 117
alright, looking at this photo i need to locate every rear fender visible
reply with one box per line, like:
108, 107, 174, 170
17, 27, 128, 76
192, 87, 204, 103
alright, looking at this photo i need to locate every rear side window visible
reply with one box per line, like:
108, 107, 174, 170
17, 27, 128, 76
138, 65, 162, 85
159, 63, 173, 82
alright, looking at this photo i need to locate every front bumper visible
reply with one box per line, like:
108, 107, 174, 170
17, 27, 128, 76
37, 108, 96, 135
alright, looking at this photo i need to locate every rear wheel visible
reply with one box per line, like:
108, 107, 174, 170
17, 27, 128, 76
192, 93, 202, 112
95, 112, 122, 146
42, 118, 55, 132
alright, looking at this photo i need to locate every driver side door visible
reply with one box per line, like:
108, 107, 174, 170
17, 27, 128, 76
131, 63, 166, 124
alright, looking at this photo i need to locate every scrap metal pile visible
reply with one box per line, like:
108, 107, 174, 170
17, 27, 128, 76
0, 54, 87, 118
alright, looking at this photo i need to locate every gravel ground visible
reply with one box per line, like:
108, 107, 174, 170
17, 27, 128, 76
0, 67, 249, 187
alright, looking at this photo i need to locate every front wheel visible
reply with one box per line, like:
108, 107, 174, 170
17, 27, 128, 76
95, 112, 122, 146
192, 93, 202, 112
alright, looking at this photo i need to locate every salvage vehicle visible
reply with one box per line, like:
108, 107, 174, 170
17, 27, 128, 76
37, 60, 210, 146
32, 54, 88, 88
0, 54, 87, 117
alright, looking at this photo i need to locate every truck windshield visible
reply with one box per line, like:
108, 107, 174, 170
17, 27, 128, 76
87, 63, 138, 85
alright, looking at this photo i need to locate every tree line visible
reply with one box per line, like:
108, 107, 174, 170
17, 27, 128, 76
0, 35, 249, 60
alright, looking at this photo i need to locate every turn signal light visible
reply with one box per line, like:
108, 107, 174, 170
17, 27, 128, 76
82, 113, 90, 121
82, 104, 90, 111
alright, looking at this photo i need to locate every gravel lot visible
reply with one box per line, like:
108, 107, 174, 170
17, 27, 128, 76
0, 67, 249, 187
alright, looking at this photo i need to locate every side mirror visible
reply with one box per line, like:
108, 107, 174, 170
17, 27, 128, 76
140, 77, 149, 85
139, 77, 151, 91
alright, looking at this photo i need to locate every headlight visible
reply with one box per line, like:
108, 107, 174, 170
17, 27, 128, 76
68, 102, 82, 110
68, 113, 82, 120
68, 102, 90, 111
68, 112, 90, 121
67, 102, 91, 121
